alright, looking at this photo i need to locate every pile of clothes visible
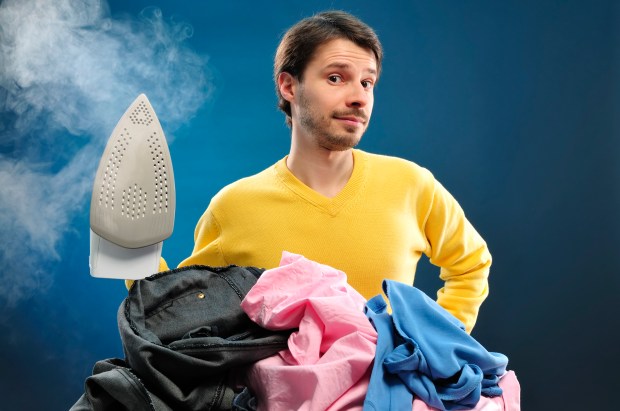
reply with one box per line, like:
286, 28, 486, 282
71, 252, 520, 411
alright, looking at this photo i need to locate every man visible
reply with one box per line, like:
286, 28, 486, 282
154, 10, 491, 333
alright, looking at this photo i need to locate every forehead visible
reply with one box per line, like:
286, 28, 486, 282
307, 38, 377, 74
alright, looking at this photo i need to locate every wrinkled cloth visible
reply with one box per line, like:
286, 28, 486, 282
412, 371, 521, 411
364, 295, 414, 411
364, 280, 508, 411
72, 265, 290, 411
70, 358, 169, 411
232, 387, 258, 411
240, 252, 378, 411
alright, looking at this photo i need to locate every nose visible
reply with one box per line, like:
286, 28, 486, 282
346, 82, 370, 108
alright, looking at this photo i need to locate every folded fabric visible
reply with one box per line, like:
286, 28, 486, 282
240, 251, 378, 411
411, 371, 521, 411
365, 280, 508, 411
364, 293, 414, 411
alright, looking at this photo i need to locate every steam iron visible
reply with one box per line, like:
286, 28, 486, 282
89, 94, 175, 279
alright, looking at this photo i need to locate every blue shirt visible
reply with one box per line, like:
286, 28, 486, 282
364, 280, 508, 411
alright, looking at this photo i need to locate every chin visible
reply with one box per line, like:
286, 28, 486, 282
322, 137, 361, 151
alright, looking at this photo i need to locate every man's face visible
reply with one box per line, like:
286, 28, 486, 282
292, 38, 377, 151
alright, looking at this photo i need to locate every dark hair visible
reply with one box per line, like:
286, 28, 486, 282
274, 10, 383, 127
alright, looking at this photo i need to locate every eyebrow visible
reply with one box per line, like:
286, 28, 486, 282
323, 62, 377, 76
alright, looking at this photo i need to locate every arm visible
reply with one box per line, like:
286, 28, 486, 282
177, 207, 228, 268
423, 179, 492, 333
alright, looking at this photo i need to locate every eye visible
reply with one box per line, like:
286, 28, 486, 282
328, 75, 343, 84
361, 80, 374, 90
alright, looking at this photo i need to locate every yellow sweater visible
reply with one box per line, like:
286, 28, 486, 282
142, 149, 491, 332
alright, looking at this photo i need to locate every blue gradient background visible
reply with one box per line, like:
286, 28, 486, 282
1, 0, 618, 409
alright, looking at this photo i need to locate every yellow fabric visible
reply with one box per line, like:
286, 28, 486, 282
129, 149, 491, 332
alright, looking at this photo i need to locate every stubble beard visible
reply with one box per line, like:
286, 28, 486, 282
297, 90, 367, 152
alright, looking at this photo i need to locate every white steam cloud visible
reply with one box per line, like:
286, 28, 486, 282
0, 0, 213, 307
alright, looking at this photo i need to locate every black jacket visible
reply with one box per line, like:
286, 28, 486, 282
71, 265, 290, 410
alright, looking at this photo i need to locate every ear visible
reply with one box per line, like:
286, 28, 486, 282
277, 72, 297, 103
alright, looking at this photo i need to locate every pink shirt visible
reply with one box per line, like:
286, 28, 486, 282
240, 252, 378, 411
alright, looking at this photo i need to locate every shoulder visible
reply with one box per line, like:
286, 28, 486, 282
358, 150, 435, 187
209, 162, 279, 207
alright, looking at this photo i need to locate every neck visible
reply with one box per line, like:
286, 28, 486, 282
286, 138, 355, 199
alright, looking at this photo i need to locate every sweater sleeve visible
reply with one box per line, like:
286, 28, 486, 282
177, 207, 228, 268
423, 179, 492, 333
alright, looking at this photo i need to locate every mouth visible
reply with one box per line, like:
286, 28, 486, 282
334, 115, 365, 126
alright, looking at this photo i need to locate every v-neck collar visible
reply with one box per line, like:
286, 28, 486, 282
274, 149, 368, 216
